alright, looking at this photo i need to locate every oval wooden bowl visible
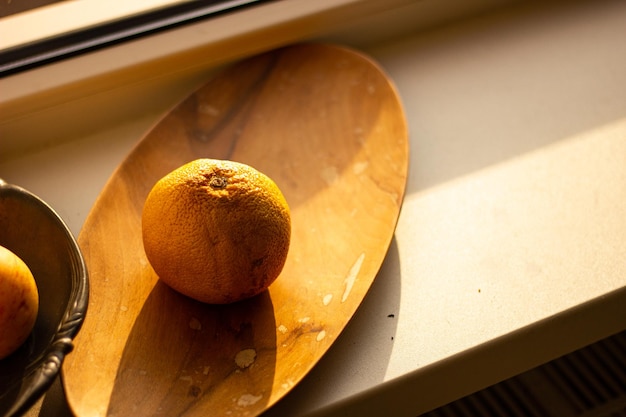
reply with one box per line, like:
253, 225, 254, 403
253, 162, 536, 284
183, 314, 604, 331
62, 43, 408, 417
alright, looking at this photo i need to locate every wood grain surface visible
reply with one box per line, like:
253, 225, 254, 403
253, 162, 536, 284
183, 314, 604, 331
62, 43, 408, 417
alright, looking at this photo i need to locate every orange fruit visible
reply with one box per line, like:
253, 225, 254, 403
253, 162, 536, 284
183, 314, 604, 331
141, 159, 291, 304
0, 244, 39, 359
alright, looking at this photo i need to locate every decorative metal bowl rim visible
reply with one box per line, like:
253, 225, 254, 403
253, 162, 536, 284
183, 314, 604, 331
0, 179, 89, 417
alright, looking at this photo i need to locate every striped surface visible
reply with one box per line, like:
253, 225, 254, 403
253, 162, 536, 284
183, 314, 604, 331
422, 330, 626, 417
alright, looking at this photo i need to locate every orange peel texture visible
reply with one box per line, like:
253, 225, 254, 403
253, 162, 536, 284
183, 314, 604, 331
142, 159, 291, 304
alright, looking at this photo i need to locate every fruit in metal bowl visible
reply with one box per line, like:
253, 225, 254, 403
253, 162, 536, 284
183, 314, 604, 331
0, 245, 39, 360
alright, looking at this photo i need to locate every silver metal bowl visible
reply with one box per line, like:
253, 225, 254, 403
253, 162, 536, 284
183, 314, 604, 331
0, 179, 88, 417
